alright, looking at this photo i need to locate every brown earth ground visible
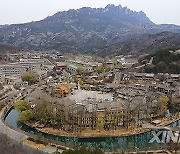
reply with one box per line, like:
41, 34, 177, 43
23, 140, 45, 149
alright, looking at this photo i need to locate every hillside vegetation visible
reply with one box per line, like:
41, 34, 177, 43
142, 49, 180, 73
0, 43, 25, 54
98, 32, 180, 57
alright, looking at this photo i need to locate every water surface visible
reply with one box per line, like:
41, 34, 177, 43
5, 109, 180, 150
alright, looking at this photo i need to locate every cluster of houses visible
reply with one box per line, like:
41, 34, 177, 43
31, 70, 179, 129
0, 52, 54, 86
53, 60, 98, 75
0, 51, 177, 130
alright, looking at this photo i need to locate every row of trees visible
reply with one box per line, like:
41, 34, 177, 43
14, 99, 127, 131
14, 93, 179, 133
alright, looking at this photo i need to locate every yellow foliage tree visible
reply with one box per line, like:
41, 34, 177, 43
157, 95, 169, 117
96, 115, 104, 132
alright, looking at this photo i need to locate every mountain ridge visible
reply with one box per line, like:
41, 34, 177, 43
0, 5, 180, 56
97, 31, 180, 57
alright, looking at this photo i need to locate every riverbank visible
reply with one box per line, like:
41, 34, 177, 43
36, 127, 149, 138
0, 105, 28, 141
4, 104, 180, 151
26, 113, 180, 138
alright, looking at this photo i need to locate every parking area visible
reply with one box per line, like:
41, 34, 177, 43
68, 90, 113, 103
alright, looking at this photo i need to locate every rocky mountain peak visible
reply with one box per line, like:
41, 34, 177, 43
46, 4, 153, 25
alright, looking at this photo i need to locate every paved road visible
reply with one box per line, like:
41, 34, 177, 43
69, 89, 113, 103
0, 93, 64, 153
0, 106, 28, 142
134, 57, 153, 69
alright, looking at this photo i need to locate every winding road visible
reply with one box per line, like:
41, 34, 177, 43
0, 106, 28, 142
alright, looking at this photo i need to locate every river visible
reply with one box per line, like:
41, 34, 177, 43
4, 109, 180, 150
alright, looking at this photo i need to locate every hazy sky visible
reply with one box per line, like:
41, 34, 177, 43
0, 0, 180, 25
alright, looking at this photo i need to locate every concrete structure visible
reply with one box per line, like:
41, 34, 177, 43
0, 72, 5, 82
149, 84, 176, 95
0, 65, 27, 77
117, 57, 138, 68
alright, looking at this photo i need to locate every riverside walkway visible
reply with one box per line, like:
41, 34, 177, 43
0, 106, 28, 142
0, 88, 28, 142
142, 121, 180, 132
0, 92, 71, 153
